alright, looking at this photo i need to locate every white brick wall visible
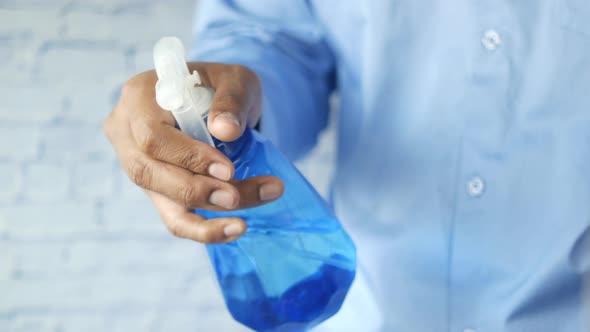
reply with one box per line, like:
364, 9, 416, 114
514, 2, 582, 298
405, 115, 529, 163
0, 1, 336, 331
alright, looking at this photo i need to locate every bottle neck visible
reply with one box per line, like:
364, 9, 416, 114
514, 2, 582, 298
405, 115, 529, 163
213, 127, 254, 163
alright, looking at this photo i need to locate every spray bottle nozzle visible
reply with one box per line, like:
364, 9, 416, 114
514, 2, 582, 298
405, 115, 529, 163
153, 36, 214, 146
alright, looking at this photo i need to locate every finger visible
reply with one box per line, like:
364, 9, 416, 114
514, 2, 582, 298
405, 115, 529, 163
127, 154, 239, 209
190, 63, 262, 142
147, 190, 247, 243
233, 176, 285, 209
109, 122, 240, 210
131, 121, 235, 181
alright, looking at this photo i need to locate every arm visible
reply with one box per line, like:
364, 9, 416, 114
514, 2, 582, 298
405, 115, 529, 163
191, 0, 335, 161
104, 1, 333, 244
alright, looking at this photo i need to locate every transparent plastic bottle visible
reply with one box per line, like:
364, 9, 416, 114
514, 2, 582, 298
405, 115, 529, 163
154, 37, 356, 332
201, 128, 356, 332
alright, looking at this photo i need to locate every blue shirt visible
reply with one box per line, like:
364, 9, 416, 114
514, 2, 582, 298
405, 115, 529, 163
191, 1, 590, 331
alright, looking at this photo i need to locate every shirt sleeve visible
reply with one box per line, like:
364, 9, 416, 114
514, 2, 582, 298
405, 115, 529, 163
190, 0, 335, 161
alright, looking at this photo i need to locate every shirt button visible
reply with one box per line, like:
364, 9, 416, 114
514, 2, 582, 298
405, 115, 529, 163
467, 176, 485, 197
481, 29, 501, 50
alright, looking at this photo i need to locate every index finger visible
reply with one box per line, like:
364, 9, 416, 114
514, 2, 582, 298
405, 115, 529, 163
130, 119, 235, 180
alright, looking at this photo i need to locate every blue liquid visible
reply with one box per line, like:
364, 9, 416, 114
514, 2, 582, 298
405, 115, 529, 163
223, 263, 354, 332
198, 128, 356, 331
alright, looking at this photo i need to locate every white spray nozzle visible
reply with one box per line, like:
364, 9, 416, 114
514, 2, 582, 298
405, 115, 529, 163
153, 36, 214, 146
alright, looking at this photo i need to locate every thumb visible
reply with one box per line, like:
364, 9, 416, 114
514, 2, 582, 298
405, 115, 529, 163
191, 63, 262, 142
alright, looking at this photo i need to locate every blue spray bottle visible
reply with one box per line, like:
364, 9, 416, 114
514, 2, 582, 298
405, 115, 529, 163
153, 37, 356, 332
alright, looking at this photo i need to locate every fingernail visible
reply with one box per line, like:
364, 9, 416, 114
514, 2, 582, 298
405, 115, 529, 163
208, 163, 231, 181
210, 190, 236, 209
259, 183, 282, 201
224, 223, 244, 237
215, 112, 241, 128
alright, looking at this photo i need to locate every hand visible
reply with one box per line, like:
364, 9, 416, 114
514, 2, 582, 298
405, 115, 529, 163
104, 63, 284, 243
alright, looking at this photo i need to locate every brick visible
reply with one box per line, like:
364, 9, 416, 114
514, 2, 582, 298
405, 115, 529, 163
0, 85, 63, 123
0, 241, 16, 281
152, 310, 248, 332
0, 279, 68, 310
63, 0, 194, 37
67, 239, 209, 276
0, 163, 21, 203
5, 312, 157, 332
0, 13, 57, 87
1, 314, 61, 332
62, 81, 119, 124
0, 32, 36, 85
61, 0, 156, 15
0, 239, 210, 284
0, 1, 67, 10
34, 41, 130, 85
22, 162, 69, 202
63, 1, 196, 48
152, 311, 207, 331
61, 11, 159, 42
106, 312, 157, 332
0, 202, 97, 239
132, 46, 159, 74
0, 0, 242, 328
0, 8, 60, 34
66, 241, 132, 276
0, 240, 159, 282
0, 241, 70, 281
102, 196, 166, 233
114, 167, 147, 201
41, 123, 115, 162
111, 13, 189, 47
1, 273, 181, 311
72, 161, 115, 200
54, 314, 109, 332
0, 318, 11, 332
61, 12, 118, 40
0, 126, 40, 161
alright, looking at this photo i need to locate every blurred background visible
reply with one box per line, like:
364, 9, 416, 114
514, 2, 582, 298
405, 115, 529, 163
0, 0, 336, 331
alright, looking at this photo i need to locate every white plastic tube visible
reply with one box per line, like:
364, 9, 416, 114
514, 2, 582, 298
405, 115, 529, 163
153, 36, 214, 146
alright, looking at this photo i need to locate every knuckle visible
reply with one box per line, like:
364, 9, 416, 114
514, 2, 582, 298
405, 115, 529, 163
179, 149, 208, 172
230, 64, 248, 74
102, 110, 122, 141
137, 125, 160, 155
231, 64, 253, 77
167, 219, 185, 239
120, 76, 144, 99
232, 64, 260, 85
127, 156, 151, 187
102, 112, 114, 138
180, 185, 195, 207
179, 184, 205, 208
120, 80, 138, 100
120, 71, 157, 104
